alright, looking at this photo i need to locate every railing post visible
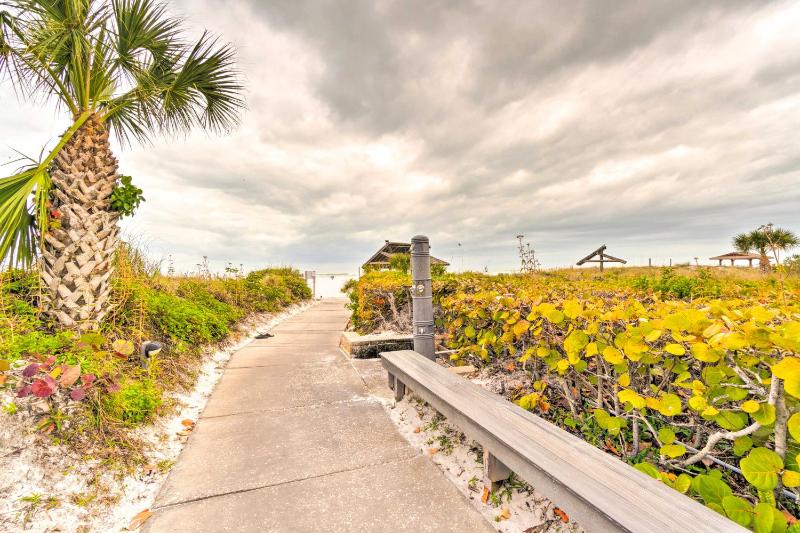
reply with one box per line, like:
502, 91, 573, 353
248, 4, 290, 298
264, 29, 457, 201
411, 235, 435, 360
483, 449, 511, 492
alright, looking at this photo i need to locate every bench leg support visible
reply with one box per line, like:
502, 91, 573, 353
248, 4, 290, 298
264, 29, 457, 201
483, 450, 512, 492
394, 379, 406, 401
387, 372, 395, 391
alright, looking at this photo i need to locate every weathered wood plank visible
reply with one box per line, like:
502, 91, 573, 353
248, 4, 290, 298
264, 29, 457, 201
394, 378, 405, 401
483, 450, 511, 492
381, 350, 744, 533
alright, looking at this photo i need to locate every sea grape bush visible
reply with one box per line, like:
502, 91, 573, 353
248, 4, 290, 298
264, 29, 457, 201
1, 258, 311, 454
5, 333, 141, 432
348, 269, 800, 531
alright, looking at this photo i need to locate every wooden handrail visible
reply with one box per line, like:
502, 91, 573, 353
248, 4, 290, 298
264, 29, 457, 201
382, 349, 745, 533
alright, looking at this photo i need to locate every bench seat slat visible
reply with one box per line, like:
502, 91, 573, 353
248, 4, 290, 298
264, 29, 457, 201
382, 350, 744, 533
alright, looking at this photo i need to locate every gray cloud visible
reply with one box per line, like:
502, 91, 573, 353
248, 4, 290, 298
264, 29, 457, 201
2, 0, 799, 274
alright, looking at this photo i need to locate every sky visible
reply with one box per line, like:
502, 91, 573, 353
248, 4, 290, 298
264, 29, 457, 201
2, 0, 800, 275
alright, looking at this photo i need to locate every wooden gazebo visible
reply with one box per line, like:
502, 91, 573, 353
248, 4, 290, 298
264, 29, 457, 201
709, 252, 761, 267
576, 245, 626, 272
362, 241, 449, 271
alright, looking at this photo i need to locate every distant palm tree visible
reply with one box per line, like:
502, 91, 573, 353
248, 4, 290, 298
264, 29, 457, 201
0, 0, 244, 329
733, 224, 799, 272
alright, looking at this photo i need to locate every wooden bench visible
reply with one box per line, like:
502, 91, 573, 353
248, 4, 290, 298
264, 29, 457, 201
382, 350, 744, 533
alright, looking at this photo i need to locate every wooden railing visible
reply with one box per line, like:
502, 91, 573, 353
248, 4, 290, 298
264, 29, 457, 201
383, 349, 745, 533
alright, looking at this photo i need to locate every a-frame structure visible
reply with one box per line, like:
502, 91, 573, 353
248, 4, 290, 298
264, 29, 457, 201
576, 245, 626, 272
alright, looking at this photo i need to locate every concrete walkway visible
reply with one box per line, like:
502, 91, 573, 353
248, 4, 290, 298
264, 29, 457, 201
145, 299, 492, 532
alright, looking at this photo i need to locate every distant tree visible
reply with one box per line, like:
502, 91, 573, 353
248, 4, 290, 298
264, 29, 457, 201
431, 263, 448, 276
785, 254, 800, 274
733, 224, 799, 272
388, 253, 410, 274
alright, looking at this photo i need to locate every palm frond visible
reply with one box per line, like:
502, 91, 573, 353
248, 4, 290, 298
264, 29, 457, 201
175, 32, 243, 134
113, 0, 181, 76
766, 228, 799, 250
0, 166, 49, 268
732, 233, 751, 253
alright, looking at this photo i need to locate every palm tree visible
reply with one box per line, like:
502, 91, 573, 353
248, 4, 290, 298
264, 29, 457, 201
733, 224, 799, 272
0, 0, 244, 329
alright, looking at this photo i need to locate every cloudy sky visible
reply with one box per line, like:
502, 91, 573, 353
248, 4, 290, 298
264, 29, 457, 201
2, 0, 800, 274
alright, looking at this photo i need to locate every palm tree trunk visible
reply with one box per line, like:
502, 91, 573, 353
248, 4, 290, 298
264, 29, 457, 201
40, 115, 119, 330
759, 252, 770, 273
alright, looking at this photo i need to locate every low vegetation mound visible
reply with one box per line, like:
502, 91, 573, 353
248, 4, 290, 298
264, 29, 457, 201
347, 267, 800, 531
0, 244, 311, 460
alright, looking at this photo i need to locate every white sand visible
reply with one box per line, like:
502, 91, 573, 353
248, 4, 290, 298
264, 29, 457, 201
0, 301, 312, 532
384, 395, 584, 533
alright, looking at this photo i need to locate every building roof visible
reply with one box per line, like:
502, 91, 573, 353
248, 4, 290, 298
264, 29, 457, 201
362, 241, 449, 269
709, 252, 762, 260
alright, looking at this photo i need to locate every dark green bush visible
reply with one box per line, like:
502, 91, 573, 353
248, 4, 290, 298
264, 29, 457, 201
631, 268, 721, 299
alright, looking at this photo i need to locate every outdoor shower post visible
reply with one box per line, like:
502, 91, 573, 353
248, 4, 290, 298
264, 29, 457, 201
411, 235, 435, 360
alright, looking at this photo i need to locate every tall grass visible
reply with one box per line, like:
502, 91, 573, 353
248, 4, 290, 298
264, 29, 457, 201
0, 244, 311, 461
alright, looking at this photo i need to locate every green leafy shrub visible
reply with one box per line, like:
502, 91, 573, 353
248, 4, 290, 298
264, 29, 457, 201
631, 268, 721, 299
349, 267, 800, 530
107, 379, 161, 424
0, 251, 311, 459
109, 175, 145, 217
388, 253, 410, 273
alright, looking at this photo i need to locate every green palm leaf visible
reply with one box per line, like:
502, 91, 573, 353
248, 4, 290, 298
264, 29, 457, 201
0, 166, 50, 268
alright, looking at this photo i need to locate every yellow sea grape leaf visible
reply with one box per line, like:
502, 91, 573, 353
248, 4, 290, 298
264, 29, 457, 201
657, 393, 682, 416
752, 404, 776, 426
703, 322, 724, 339
618, 389, 645, 409
564, 330, 589, 353
770, 321, 800, 352
602, 346, 624, 365
688, 396, 707, 411
771, 357, 800, 399
740, 400, 760, 414
536, 346, 550, 358
671, 473, 691, 494
617, 373, 630, 387
563, 299, 582, 319
645, 397, 661, 409
512, 320, 530, 338
517, 393, 540, 410
788, 413, 800, 442
644, 329, 662, 342
690, 342, 720, 363
584, 342, 598, 357
664, 343, 686, 356
782, 470, 800, 488
723, 332, 748, 351
545, 309, 565, 324
749, 306, 774, 323
660, 444, 686, 458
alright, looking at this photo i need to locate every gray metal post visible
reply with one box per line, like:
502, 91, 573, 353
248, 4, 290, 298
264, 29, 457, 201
411, 235, 435, 360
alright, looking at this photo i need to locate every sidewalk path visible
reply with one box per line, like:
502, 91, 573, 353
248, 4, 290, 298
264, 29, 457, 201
145, 299, 492, 532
